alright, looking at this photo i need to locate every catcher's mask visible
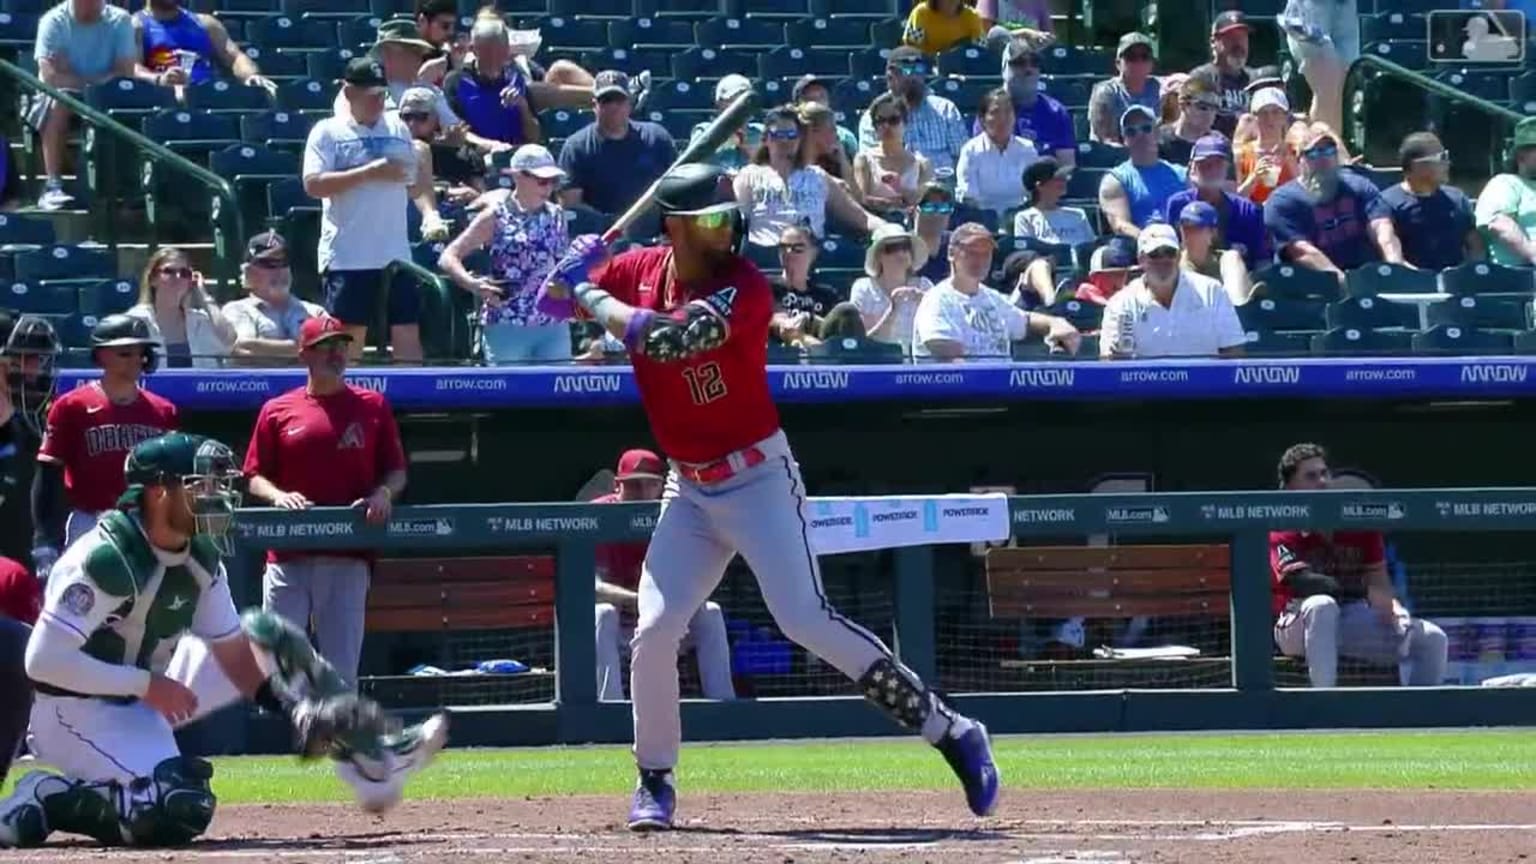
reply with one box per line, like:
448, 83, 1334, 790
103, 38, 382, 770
0, 313, 60, 437
122, 433, 244, 553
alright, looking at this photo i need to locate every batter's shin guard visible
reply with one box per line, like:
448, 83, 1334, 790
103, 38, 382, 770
858, 657, 935, 730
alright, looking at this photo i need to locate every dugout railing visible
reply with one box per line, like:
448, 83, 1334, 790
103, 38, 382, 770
223, 489, 1536, 750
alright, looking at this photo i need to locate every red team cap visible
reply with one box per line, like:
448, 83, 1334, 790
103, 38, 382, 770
616, 449, 665, 481
299, 316, 352, 351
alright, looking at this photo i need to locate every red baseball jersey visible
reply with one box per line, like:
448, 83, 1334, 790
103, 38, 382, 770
596, 246, 779, 464
1267, 530, 1386, 615
37, 384, 180, 512
592, 491, 648, 591
0, 556, 40, 624
243, 385, 407, 562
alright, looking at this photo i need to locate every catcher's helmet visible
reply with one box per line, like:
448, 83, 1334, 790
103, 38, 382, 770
122, 432, 243, 552
0, 311, 60, 437
90, 314, 159, 373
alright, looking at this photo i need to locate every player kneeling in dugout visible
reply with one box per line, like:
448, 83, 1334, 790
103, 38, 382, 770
1269, 442, 1449, 688
0, 433, 448, 849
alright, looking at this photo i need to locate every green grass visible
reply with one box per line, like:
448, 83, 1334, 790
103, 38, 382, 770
15, 731, 1532, 804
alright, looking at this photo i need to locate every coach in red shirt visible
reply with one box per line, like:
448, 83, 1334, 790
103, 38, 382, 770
243, 316, 407, 684
1268, 443, 1447, 688
0, 556, 39, 625
593, 448, 734, 702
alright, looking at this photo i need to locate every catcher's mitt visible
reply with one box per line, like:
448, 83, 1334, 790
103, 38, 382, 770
291, 692, 398, 763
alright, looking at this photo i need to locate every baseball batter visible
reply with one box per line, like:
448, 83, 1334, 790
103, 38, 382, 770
537, 162, 999, 830
33, 315, 178, 579
0, 433, 447, 848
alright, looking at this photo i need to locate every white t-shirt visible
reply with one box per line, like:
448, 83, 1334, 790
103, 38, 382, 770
1012, 206, 1097, 247
302, 112, 416, 272
1099, 271, 1246, 358
737, 163, 831, 246
912, 278, 1030, 361
332, 83, 460, 129
849, 275, 932, 351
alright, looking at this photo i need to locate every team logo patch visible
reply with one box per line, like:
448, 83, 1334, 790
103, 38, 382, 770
61, 582, 95, 616
703, 286, 737, 318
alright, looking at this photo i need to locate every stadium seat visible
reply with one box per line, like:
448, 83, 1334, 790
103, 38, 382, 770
745, 242, 778, 272
640, 0, 722, 18
1345, 262, 1439, 297
759, 45, 842, 79
1309, 327, 1414, 356
1251, 263, 1342, 301
76, 278, 138, 317
267, 176, 319, 221
695, 15, 785, 50
1040, 76, 1092, 108
933, 77, 993, 113
1236, 297, 1327, 332
285, 0, 369, 16
1359, 12, 1425, 43
1045, 297, 1103, 332
306, 48, 358, 82
1040, 44, 1111, 76
243, 47, 308, 79
1439, 261, 1534, 295
543, 16, 610, 51
808, 337, 905, 364
1512, 71, 1536, 113
1346, 165, 1402, 190
1436, 68, 1510, 103
847, 48, 891, 80
950, 205, 997, 232
936, 45, 999, 78
12, 245, 115, 283
538, 108, 589, 141
806, 0, 883, 14
0, 214, 56, 247
1425, 295, 1530, 331
785, 16, 869, 50
671, 46, 757, 79
642, 79, 716, 112
85, 78, 177, 113
1325, 296, 1418, 330
1017, 237, 1074, 271
1362, 40, 1427, 71
580, 46, 672, 76
1064, 168, 1104, 201
142, 109, 242, 162
868, 17, 903, 46
1516, 330, 1536, 355
2, 281, 77, 315
277, 78, 336, 111
336, 15, 384, 49
550, 0, 629, 14
0, 11, 38, 48
1243, 329, 1315, 357
211, 143, 303, 231
767, 343, 805, 363
610, 17, 695, 49
1072, 140, 1127, 169
1412, 325, 1515, 355
250, 15, 338, 51
831, 77, 878, 118
733, 0, 807, 17
816, 236, 864, 271
242, 109, 317, 149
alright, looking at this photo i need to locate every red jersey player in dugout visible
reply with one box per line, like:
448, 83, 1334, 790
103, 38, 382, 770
536, 161, 998, 831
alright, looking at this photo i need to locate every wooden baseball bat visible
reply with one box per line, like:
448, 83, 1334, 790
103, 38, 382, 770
601, 89, 762, 243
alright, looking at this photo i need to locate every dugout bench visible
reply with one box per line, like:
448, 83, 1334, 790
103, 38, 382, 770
984, 544, 1397, 688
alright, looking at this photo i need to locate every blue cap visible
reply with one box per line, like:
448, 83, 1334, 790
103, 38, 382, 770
1179, 200, 1219, 229
1096, 236, 1138, 270
1191, 134, 1232, 162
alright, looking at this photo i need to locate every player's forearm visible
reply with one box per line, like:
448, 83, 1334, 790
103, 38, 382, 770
30, 461, 66, 548
246, 473, 287, 504
26, 617, 151, 697
375, 469, 407, 500
210, 632, 270, 698
573, 281, 640, 341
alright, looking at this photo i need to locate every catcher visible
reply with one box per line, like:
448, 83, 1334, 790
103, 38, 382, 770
0, 432, 447, 848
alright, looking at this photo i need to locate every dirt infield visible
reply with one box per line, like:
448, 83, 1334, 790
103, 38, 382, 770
2, 789, 1534, 862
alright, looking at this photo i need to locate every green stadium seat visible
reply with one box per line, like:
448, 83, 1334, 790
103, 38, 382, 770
1345, 262, 1438, 297
1310, 327, 1415, 356
1325, 296, 1418, 330
85, 78, 177, 113
1073, 140, 1127, 168
808, 337, 905, 364
1251, 263, 1342, 301
1439, 261, 1534, 296
1425, 295, 1530, 331
786, 16, 870, 50
579, 47, 672, 77
2, 281, 77, 315
76, 278, 138, 317
1044, 297, 1103, 331
1412, 325, 1515, 356
277, 77, 336, 111
0, 214, 56, 247
250, 15, 338, 51
671, 46, 757, 79
1237, 297, 1327, 332
1243, 329, 1315, 357
610, 17, 695, 49
13, 245, 115, 283
936, 45, 998, 78
696, 15, 785, 50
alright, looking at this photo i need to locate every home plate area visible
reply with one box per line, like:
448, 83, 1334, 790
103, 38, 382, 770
1, 790, 1533, 862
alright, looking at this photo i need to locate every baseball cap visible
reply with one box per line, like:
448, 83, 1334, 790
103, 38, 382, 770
342, 57, 387, 90
791, 73, 832, 102
1250, 87, 1290, 114
1191, 134, 1232, 162
616, 448, 664, 481
1246, 65, 1284, 94
1212, 10, 1250, 36
508, 143, 565, 179
887, 46, 927, 71
1117, 32, 1154, 57
1297, 124, 1338, 153
299, 316, 352, 350
715, 74, 753, 104
593, 69, 631, 100
244, 230, 288, 267
1119, 103, 1157, 128
1004, 35, 1041, 64
950, 222, 997, 250
1023, 157, 1071, 198
398, 86, 437, 116
374, 18, 433, 52
1137, 223, 1180, 255
1399, 132, 1446, 166
1515, 117, 1536, 152
1178, 200, 1219, 229
1093, 236, 1138, 272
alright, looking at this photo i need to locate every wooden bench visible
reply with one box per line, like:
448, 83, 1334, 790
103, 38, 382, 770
367, 555, 556, 633
985, 544, 1230, 621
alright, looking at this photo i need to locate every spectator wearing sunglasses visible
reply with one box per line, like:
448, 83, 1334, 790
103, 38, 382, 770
957, 88, 1039, 217
557, 70, 676, 239
1088, 33, 1162, 145
1101, 224, 1245, 359
915, 172, 959, 284
439, 144, 572, 365
991, 40, 1076, 167
1100, 105, 1187, 239
737, 105, 887, 248
769, 225, 843, 346
851, 222, 932, 352
1379, 133, 1481, 271
1263, 124, 1403, 283
226, 231, 327, 364
1190, 12, 1258, 138
854, 92, 934, 214
1163, 135, 1267, 270
397, 87, 472, 241
125, 246, 235, 369
1475, 117, 1536, 268
1158, 77, 1220, 167
858, 47, 968, 175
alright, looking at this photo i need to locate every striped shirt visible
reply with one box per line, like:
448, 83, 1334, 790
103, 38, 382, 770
859, 93, 969, 175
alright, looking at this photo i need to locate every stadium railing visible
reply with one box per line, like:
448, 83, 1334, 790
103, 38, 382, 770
226, 487, 1536, 749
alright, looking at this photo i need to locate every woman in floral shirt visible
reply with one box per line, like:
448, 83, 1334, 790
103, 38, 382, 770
438, 144, 572, 364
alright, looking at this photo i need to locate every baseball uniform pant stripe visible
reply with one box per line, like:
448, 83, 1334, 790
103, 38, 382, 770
53, 707, 134, 776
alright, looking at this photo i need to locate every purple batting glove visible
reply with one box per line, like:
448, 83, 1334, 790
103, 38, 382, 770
552, 234, 609, 287
535, 274, 579, 320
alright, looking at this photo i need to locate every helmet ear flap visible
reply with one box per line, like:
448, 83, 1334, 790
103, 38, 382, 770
143, 344, 159, 374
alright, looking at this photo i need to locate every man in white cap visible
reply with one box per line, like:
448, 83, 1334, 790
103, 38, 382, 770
689, 74, 762, 173
1100, 223, 1246, 360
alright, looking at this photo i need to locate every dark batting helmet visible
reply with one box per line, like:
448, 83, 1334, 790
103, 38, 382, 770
0, 311, 60, 437
90, 314, 159, 373
654, 163, 744, 252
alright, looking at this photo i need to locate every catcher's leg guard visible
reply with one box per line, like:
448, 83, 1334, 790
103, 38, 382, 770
0, 758, 215, 849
